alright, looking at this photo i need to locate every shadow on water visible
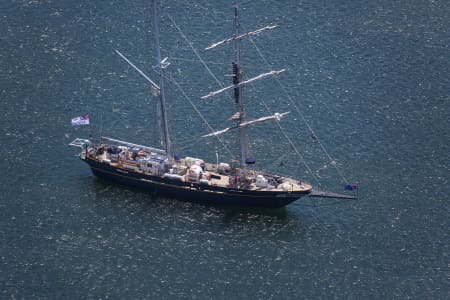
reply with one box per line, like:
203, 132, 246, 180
83, 177, 310, 241
89, 176, 290, 217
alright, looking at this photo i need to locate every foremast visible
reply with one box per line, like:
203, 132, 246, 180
153, 0, 171, 160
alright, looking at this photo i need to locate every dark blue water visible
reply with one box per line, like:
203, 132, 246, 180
1, 0, 448, 298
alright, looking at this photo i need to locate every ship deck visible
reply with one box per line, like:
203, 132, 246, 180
88, 148, 312, 193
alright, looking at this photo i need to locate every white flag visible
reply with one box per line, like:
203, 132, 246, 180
71, 114, 90, 126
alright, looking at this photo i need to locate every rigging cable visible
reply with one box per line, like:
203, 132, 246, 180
262, 98, 319, 184
167, 14, 238, 159
167, 10, 348, 185
249, 37, 349, 184
169, 57, 227, 65
167, 14, 228, 92
165, 73, 235, 160
168, 11, 316, 182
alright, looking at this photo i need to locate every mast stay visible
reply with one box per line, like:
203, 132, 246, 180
114, 50, 160, 92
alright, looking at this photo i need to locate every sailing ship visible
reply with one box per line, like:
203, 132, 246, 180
70, 1, 357, 208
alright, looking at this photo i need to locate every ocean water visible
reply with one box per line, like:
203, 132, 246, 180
0, 0, 448, 299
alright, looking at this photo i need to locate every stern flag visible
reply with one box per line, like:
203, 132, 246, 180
345, 182, 358, 191
71, 114, 90, 126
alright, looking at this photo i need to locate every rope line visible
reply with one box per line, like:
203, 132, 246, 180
169, 57, 227, 65
165, 73, 235, 159
167, 14, 228, 92
249, 37, 349, 184
167, 13, 238, 159
167, 10, 350, 185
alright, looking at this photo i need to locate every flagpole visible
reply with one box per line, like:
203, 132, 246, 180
99, 114, 103, 145
88, 114, 93, 142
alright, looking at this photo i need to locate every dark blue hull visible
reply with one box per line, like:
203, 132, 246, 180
83, 158, 310, 208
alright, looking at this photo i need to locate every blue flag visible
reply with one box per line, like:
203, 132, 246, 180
344, 183, 358, 191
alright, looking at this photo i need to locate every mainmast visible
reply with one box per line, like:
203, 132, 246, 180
202, 5, 288, 185
232, 6, 249, 176
153, 0, 171, 159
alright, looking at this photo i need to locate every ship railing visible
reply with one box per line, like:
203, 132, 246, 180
69, 138, 91, 148
101, 137, 167, 156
